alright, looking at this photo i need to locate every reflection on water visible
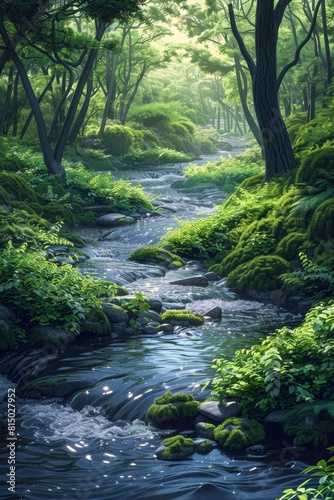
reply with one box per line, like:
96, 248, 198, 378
0, 146, 316, 499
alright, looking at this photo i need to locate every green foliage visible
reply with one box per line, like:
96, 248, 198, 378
282, 402, 334, 447
123, 148, 194, 166
161, 435, 194, 459
121, 291, 150, 319
281, 252, 334, 298
213, 418, 265, 450
160, 309, 204, 326
0, 323, 16, 351
102, 125, 134, 155
276, 447, 334, 500
293, 97, 334, 153
0, 243, 117, 335
82, 0, 145, 23
66, 164, 153, 213
210, 301, 334, 413
295, 146, 334, 186
128, 245, 184, 267
182, 147, 264, 193
80, 309, 111, 336
0, 172, 39, 203
225, 255, 290, 292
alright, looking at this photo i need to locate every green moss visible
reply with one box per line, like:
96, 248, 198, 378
0, 324, 16, 351
197, 440, 214, 454
0, 172, 39, 202
146, 391, 200, 425
128, 245, 184, 267
226, 255, 291, 292
204, 423, 216, 431
276, 232, 306, 260
103, 125, 134, 155
282, 403, 334, 447
41, 202, 75, 226
296, 146, 334, 186
0, 186, 11, 204
160, 309, 204, 326
81, 309, 111, 336
308, 199, 334, 242
213, 418, 265, 450
161, 435, 194, 459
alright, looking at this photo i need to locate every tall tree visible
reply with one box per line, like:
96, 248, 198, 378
228, 0, 324, 180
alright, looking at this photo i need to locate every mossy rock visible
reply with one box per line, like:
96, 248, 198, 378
308, 199, 334, 241
226, 255, 290, 292
0, 322, 16, 351
213, 417, 265, 450
102, 125, 134, 155
81, 309, 111, 336
41, 202, 75, 226
128, 245, 184, 268
0, 172, 39, 202
160, 309, 204, 326
0, 186, 11, 204
276, 232, 306, 260
282, 403, 334, 447
146, 391, 200, 427
159, 435, 195, 460
295, 145, 334, 186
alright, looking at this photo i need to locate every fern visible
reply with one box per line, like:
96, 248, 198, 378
289, 185, 334, 219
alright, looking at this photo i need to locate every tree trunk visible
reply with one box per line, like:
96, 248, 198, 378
0, 66, 14, 134
0, 8, 66, 184
253, 0, 296, 180
68, 75, 93, 143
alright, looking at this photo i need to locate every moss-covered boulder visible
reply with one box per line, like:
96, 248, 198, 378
213, 417, 265, 451
296, 145, 334, 186
282, 403, 334, 447
160, 309, 204, 327
128, 245, 184, 269
276, 232, 306, 260
308, 199, 334, 242
155, 435, 195, 460
226, 255, 290, 292
146, 391, 200, 427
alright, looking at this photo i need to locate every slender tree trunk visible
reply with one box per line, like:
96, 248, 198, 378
99, 51, 119, 138
11, 71, 20, 136
0, 66, 14, 134
68, 75, 93, 143
54, 20, 106, 163
0, 8, 66, 183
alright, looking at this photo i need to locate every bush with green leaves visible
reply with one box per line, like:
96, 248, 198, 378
123, 148, 194, 166
0, 243, 117, 336
102, 125, 134, 155
276, 447, 334, 500
295, 145, 334, 186
209, 301, 334, 414
182, 147, 264, 193
281, 252, 334, 298
67, 164, 153, 213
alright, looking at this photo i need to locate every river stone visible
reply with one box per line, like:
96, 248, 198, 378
96, 213, 135, 227
103, 303, 129, 323
161, 302, 185, 310
136, 317, 149, 327
138, 207, 152, 215
111, 323, 128, 334
199, 400, 241, 423
204, 307, 222, 320
154, 444, 195, 461
204, 272, 221, 281
265, 410, 288, 424
147, 299, 162, 313
29, 326, 76, 345
142, 325, 159, 334
193, 438, 214, 454
141, 310, 161, 323
195, 422, 215, 439
169, 276, 209, 287
159, 323, 174, 334
245, 444, 266, 455
0, 304, 17, 321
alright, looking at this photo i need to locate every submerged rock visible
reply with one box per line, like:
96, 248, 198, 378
96, 213, 135, 227
169, 276, 209, 287
204, 306, 222, 320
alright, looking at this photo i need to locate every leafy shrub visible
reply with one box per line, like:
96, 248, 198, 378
123, 148, 193, 166
308, 198, 334, 241
0, 172, 39, 203
276, 232, 306, 260
0, 243, 117, 334
210, 301, 334, 413
225, 255, 290, 292
102, 125, 134, 155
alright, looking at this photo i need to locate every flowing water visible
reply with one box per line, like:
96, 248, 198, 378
0, 141, 319, 499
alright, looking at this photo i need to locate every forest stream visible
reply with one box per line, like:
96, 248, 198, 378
0, 140, 322, 500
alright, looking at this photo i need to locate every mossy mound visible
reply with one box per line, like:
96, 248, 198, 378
282, 402, 334, 447
0, 172, 40, 203
160, 435, 195, 460
296, 146, 334, 186
160, 309, 204, 326
128, 245, 184, 268
308, 199, 334, 242
80, 309, 111, 336
225, 255, 290, 292
276, 232, 306, 260
102, 125, 134, 155
213, 417, 265, 450
146, 391, 200, 427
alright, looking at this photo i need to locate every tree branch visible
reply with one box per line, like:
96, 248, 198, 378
228, 3, 255, 78
276, 0, 324, 91
274, 0, 293, 29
